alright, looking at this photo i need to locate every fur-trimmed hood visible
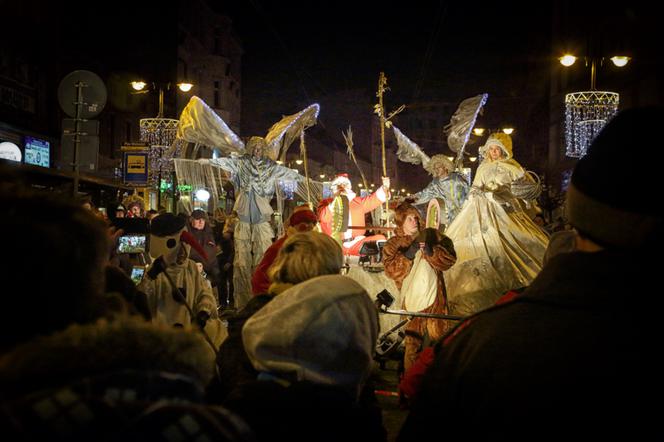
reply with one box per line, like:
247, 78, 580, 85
0, 317, 216, 399
479, 132, 513, 160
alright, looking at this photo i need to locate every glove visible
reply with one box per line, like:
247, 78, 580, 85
401, 239, 420, 260
195, 310, 210, 330
417, 228, 439, 256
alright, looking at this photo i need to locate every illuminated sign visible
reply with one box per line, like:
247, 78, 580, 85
0, 141, 21, 162
123, 151, 148, 184
24, 136, 50, 167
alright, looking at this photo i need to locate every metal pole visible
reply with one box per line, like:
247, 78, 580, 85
380, 308, 465, 321
590, 58, 597, 90
72, 80, 85, 197
157, 169, 162, 210
171, 170, 177, 213
157, 87, 165, 118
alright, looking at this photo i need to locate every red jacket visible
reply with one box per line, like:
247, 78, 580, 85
251, 235, 287, 295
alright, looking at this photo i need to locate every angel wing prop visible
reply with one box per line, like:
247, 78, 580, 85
392, 125, 431, 170
445, 93, 488, 167
176, 95, 245, 155
264, 103, 320, 162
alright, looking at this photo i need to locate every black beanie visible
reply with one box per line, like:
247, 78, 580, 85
566, 106, 663, 248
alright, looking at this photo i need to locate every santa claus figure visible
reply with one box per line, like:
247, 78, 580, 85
318, 173, 391, 256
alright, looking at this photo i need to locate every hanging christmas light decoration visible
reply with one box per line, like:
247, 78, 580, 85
560, 55, 629, 158
140, 118, 183, 186
564, 91, 619, 158
137, 83, 184, 186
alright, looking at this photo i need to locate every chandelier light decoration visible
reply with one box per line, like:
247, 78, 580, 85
560, 54, 629, 158
132, 81, 193, 186
564, 91, 619, 158
140, 118, 183, 186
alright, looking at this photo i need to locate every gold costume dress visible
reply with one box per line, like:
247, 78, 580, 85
444, 144, 549, 316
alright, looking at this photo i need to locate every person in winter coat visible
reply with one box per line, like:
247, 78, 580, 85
318, 173, 390, 255
397, 107, 664, 441
224, 274, 386, 442
139, 213, 227, 348
0, 182, 253, 440
251, 205, 318, 295
188, 209, 222, 295
382, 202, 457, 372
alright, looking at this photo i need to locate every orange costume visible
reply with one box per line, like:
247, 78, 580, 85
318, 173, 389, 256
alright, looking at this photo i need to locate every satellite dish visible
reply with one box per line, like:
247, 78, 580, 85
57, 70, 107, 119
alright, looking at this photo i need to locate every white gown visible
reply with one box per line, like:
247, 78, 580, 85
444, 157, 549, 316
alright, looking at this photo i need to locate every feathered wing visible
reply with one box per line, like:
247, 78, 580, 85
176, 95, 245, 155
393, 125, 431, 170
445, 93, 488, 165
264, 103, 320, 162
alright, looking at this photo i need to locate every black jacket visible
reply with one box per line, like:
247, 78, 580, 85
398, 249, 661, 440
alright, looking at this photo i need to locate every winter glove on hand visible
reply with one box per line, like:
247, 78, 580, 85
401, 240, 421, 260
421, 228, 439, 256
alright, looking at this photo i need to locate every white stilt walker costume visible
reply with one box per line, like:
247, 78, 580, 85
174, 97, 320, 309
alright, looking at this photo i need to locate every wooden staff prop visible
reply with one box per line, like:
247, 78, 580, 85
376, 73, 389, 222
300, 133, 312, 208
342, 126, 369, 190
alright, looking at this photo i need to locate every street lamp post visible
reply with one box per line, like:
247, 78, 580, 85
559, 54, 630, 158
130, 80, 193, 210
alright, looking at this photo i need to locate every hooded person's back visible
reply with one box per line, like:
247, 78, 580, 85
224, 275, 386, 442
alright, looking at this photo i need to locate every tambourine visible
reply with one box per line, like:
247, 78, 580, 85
425, 197, 447, 230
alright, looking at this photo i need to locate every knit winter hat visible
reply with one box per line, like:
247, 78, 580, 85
242, 275, 379, 398
566, 106, 663, 249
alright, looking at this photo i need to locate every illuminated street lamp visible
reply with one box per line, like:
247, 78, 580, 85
473, 127, 514, 136
558, 54, 577, 67
131, 80, 195, 207
560, 54, 629, 158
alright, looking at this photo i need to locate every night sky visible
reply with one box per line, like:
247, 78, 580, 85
202, 0, 659, 187
212, 1, 554, 133
3, 0, 658, 176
